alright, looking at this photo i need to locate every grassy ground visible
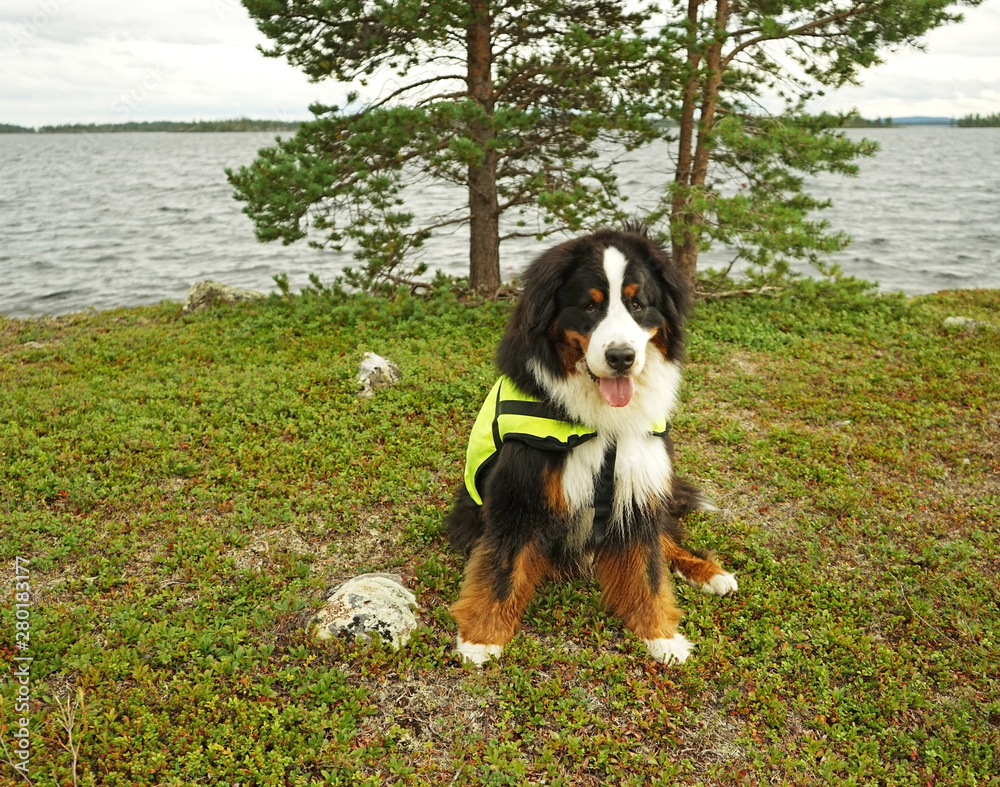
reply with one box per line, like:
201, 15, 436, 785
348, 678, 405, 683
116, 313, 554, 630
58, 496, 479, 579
1, 277, 998, 786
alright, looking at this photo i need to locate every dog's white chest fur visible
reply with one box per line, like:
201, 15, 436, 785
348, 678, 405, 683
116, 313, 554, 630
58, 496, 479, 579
562, 431, 673, 523
531, 351, 682, 534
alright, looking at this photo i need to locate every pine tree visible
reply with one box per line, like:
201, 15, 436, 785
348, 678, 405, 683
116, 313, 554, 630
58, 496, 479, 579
651, 0, 980, 285
228, 0, 981, 292
227, 0, 666, 292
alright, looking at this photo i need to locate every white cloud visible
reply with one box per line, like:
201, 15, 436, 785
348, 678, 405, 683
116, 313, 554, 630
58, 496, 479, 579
919, 0, 1000, 56
0, 0, 347, 126
813, 2, 1000, 118
1, 0, 998, 127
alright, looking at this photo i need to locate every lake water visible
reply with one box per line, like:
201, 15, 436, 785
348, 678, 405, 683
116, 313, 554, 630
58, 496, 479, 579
1, 127, 998, 318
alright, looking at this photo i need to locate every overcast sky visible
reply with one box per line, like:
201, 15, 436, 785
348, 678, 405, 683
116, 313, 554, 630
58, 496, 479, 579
2, 0, 998, 128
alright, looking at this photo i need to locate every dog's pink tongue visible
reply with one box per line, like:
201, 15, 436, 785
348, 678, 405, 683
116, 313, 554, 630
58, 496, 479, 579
599, 377, 635, 407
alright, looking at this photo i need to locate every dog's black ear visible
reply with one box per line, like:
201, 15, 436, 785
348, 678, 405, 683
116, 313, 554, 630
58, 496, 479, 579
631, 230, 691, 362
517, 246, 570, 337
496, 240, 573, 386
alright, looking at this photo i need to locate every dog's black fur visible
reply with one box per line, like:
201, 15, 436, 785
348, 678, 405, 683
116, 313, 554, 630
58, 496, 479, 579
447, 224, 736, 665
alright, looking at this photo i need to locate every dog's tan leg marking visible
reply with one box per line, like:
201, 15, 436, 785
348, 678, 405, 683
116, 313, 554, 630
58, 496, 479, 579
451, 540, 551, 666
543, 466, 567, 515
595, 541, 691, 663
663, 535, 739, 596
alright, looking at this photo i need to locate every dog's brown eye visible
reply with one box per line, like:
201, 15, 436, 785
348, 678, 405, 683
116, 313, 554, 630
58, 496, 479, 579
631, 299, 643, 312
585, 302, 597, 313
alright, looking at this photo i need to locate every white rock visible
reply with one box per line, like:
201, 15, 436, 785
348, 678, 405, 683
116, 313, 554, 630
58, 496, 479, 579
357, 352, 402, 396
313, 573, 418, 648
182, 280, 265, 314
942, 316, 996, 332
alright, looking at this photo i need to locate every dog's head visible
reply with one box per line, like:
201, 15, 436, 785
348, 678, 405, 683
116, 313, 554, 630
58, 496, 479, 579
498, 225, 691, 410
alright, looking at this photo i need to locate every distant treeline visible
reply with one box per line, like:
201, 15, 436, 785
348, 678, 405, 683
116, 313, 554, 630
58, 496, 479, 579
0, 118, 303, 134
956, 113, 1000, 127
842, 116, 898, 127
5, 113, 994, 135
844, 113, 1000, 128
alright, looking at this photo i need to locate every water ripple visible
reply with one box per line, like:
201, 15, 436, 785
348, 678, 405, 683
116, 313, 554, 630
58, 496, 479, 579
1, 128, 998, 317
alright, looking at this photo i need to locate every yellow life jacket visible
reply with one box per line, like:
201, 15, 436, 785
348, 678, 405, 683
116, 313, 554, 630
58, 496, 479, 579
463, 375, 670, 506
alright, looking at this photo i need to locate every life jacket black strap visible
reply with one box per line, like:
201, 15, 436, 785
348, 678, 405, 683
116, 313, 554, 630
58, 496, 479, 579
496, 398, 567, 421
490, 379, 504, 453
592, 441, 617, 561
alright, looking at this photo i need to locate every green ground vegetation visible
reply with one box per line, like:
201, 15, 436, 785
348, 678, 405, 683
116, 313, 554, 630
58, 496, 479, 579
1, 278, 998, 786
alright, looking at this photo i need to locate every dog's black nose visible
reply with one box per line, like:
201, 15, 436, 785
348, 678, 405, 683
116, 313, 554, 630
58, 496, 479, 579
605, 345, 635, 372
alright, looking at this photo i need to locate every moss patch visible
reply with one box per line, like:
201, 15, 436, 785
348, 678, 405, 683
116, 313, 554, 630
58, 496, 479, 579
2, 280, 998, 786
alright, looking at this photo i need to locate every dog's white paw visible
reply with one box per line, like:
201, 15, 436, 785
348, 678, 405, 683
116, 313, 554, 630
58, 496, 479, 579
676, 570, 738, 596
644, 634, 693, 664
701, 572, 739, 596
456, 636, 503, 667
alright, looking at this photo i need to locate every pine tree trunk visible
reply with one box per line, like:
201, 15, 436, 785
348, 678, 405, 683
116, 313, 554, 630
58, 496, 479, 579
671, 0, 704, 288
466, 0, 500, 293
671, 0, 729, 290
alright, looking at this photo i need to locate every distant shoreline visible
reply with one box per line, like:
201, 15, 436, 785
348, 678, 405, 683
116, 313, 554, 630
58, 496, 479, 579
3, 114, 998, 134
0, 119, 304, 134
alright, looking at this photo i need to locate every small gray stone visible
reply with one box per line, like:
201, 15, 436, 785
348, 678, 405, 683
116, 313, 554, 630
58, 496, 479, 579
313, 573, 418, 648
183, 280, 265, 314
357, 352, 402, 397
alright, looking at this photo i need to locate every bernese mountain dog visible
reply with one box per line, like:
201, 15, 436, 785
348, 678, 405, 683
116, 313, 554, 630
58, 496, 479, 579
446, 223, 737, 666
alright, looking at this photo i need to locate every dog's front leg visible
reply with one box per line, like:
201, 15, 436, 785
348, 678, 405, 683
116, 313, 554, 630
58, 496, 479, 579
450, 537, 551, 666
595, 534, 692, 664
